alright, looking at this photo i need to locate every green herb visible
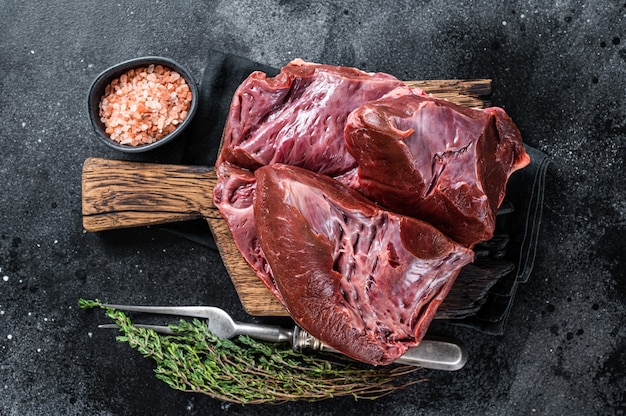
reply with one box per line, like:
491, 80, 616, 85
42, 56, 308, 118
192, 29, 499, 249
79, 299, 424, 404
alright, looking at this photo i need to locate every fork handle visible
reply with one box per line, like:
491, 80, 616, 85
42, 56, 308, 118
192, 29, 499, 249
291, 326, 467, 371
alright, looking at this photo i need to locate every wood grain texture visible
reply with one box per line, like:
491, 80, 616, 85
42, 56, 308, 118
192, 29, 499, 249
82, 158, 219, 232
82, 79, 492, 316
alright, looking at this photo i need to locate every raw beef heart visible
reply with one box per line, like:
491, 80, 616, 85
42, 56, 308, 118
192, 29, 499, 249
218, 59, 404, 176
254, 164, 474, 365
214, 60, 530, 365
344, 87, 530, 246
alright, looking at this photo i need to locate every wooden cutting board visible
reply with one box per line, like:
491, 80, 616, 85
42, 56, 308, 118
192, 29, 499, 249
82, 79, 492, 316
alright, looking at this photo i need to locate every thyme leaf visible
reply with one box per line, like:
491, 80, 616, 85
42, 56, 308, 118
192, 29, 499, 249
79, 298, 424, 404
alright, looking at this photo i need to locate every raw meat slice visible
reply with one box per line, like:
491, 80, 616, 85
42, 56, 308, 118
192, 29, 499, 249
212, 162, 282, 302
254, 164, 474, 365
344, 87, 530, 246
217, 59, 405, 176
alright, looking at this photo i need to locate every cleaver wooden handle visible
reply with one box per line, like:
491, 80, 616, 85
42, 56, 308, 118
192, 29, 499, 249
82, 157, 220, 232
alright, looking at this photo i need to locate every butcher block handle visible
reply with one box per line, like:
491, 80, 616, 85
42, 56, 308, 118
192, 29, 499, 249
82, 157, 219, 232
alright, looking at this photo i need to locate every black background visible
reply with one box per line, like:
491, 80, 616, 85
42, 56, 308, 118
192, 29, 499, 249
1, 1, 624, 415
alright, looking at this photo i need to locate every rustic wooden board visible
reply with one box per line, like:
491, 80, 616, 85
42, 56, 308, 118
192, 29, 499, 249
82, 79, 492, 316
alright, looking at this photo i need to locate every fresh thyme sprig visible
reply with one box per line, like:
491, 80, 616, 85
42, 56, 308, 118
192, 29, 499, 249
79, 299, 424, 404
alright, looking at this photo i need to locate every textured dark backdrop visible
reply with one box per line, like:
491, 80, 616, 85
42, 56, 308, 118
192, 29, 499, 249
1, 1, 624, 415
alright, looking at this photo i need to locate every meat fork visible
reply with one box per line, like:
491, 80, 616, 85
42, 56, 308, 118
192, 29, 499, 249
98, 303, 467, 371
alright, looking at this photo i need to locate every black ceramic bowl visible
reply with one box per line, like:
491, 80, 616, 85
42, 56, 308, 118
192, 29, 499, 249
87, 56, 199, 153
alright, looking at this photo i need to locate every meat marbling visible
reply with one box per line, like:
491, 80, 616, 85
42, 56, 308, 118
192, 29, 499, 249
254, 164, 474, 365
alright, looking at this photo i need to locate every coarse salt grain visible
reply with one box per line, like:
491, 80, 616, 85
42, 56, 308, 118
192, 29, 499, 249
99, 64, 192, 146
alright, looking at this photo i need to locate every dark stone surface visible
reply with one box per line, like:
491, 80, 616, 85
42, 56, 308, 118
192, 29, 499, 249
0, 1, 624, 415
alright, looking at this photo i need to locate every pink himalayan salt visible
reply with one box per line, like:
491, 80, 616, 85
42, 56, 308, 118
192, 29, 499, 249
99, 64, 192, 146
